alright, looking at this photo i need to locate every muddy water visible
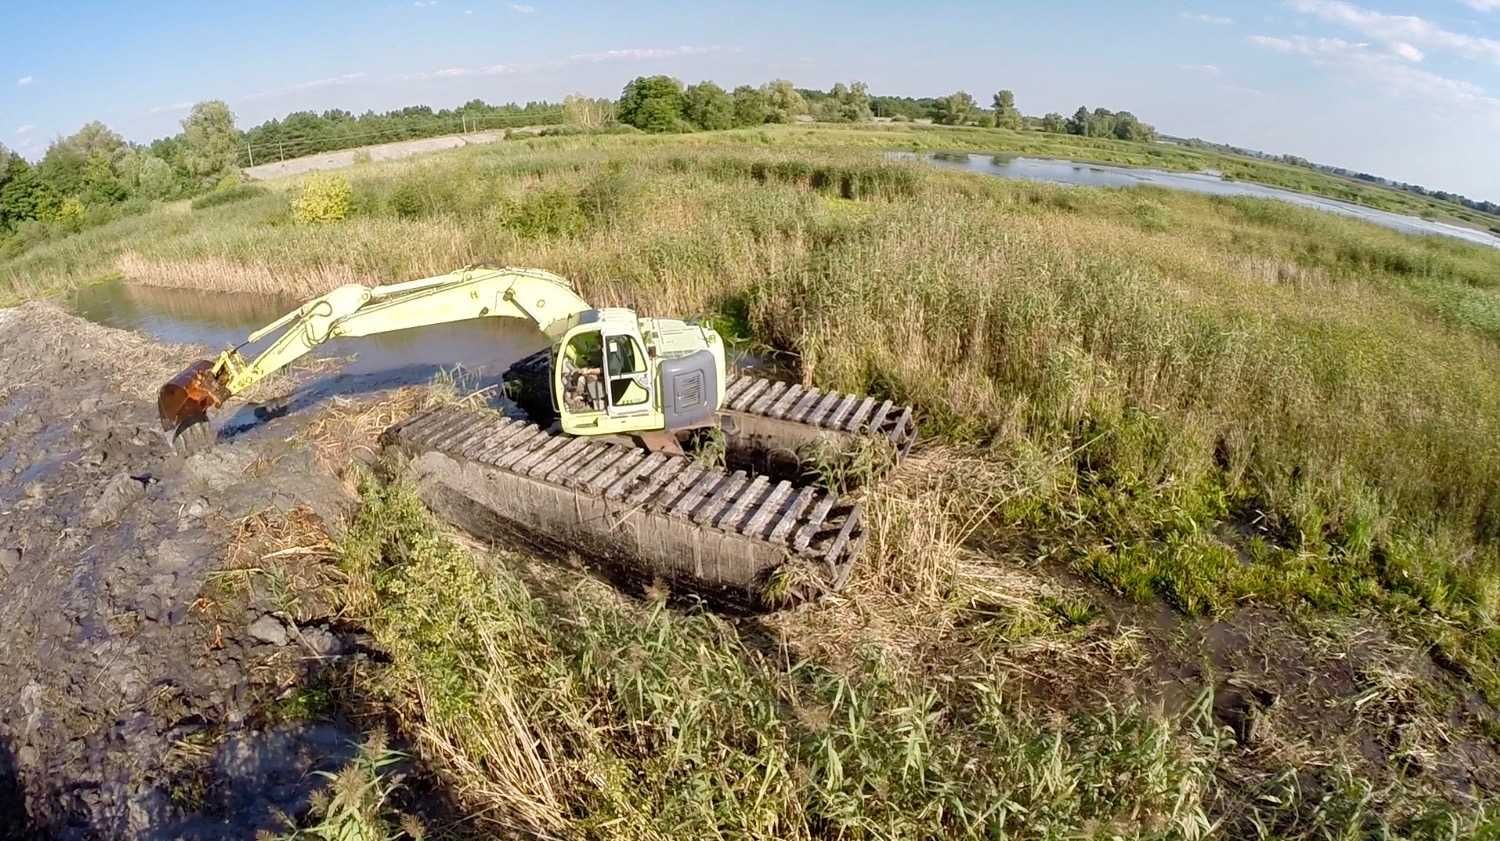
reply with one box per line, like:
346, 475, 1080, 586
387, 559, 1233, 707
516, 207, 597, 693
70, 279, 550, 386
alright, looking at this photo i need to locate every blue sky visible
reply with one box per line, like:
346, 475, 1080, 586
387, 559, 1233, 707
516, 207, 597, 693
4, 0, 1499, 199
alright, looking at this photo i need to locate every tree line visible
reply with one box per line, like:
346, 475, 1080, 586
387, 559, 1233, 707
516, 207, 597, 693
240, 100, 561, 165
0, 101, 242, 258
1175, 136, 1500, 217
2, 78, 1166, 259
609, 77, 1154, 142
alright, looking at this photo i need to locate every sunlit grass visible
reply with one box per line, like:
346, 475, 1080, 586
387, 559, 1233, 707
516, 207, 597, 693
8, 124, 1500, 833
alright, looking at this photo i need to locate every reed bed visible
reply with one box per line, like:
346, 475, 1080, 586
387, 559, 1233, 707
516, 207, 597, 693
8, 126, 1500, 835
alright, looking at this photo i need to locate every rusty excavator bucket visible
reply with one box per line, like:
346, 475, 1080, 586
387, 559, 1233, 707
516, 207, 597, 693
157, 360, 230, 431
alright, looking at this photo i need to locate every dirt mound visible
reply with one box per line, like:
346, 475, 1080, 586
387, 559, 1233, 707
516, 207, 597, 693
0, 304, 356, 838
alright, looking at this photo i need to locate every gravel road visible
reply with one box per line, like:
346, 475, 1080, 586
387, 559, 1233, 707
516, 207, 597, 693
242, 125, 545, 180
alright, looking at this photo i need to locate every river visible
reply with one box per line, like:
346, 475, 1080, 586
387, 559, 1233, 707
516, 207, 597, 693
892, 152, 1500, 250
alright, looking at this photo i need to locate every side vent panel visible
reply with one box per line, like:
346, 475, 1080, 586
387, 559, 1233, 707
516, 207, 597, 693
659, 350, 718, 430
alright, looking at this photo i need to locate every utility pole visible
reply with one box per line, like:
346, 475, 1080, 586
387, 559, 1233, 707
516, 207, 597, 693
246, 143, 254, 167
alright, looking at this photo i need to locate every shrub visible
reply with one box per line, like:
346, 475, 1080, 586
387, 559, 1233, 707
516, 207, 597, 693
213, 171, 244, 191
387, 182, 427, 219
352, 149, 373, 165
53, 197, 86, 234
537, 124, 644, 138
292, 173, 354, 224
190, 183, 269, 210
506, 189, 585, 238
578, 171, 640, 225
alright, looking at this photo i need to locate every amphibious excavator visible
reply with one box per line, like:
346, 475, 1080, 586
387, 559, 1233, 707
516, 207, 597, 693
157, 267, 916, 603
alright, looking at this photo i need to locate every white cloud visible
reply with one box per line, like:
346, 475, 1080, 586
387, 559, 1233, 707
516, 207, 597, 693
406, 64, 513, 80
1248, 34, 1295, 51
1248, 32, 1500, 112
1287, 0, 1500, 64
289, 72, 368, 91
508, 2, 535, 12
406, 45, 724, 81
568, 45, 720, 63
238, 72, 369, 100
413, 0, 437, 6
1179, 63, 1222, 75
16, 76, 32, 87
15, 124, 34, 135
148, 101, 194, 114
1464, 0, 1500, 10
1180, 12, 1234, 24
1390, 41, 1423, 62
465, 8, 473, 13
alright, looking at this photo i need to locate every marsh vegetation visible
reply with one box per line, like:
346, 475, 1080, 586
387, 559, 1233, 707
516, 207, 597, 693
6, 123, 1500, 837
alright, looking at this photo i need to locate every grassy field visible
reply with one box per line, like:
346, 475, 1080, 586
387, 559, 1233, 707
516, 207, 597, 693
7, 123, 1500, 837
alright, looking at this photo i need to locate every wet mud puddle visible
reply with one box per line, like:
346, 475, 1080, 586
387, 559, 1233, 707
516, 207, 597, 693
67, 278, 563, 440
70, 278, 549, 391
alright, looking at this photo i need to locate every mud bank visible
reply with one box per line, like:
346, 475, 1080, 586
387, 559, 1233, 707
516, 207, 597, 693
0, 303, 364, 838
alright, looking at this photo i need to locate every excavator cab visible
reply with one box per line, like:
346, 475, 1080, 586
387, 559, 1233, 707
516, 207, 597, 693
555, 314, 661, 436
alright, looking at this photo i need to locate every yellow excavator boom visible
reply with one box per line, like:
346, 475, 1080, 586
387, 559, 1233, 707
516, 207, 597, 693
157, 266, 590, 430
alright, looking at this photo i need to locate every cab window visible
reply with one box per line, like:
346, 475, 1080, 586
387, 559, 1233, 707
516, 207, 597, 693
560, 330, 605, 413
605, 335, 649, 407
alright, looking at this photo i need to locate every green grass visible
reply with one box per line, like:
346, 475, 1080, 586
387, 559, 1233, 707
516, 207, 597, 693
6, 126, 1500, 671
190, 183, 270, 210
330, 473, 1500, 839
7, 123, 1500, 833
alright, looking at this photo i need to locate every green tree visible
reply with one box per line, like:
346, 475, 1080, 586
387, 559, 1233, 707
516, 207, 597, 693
619, 76, 687, 133
1067, 106, 1091, 135
37, 141, 88, 200
762, 80, 808, 124
933, 91, 977, 125
683, 82, 734, 131
1088, 107, 1116, 138
731, 85, 769, 127
65, 121, 126, 158
80, 152, 127, 204
1040, 112, 1067, 133
0, 145, 25, 230
181, 100, 242, 180
992, 90, 1023, 130
136, 155, 176, 200
0, 162, 48, 226
562, 94, 614, 129
1111, 111, 1155, 142
820, 81, 872, 123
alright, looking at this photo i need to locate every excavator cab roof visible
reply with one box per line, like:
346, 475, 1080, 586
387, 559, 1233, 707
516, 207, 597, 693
570, 307, 642, 330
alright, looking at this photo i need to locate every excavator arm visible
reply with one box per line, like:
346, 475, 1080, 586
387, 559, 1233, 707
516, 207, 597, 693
157, 266, 590, 431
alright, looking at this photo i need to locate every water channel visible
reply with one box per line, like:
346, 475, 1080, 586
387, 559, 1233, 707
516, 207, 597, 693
892, 152, 1500, 249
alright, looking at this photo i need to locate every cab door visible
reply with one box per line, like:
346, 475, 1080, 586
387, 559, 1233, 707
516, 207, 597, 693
556, 327, 607, 435
555, 327, 661, 436
602, 333, 657, 432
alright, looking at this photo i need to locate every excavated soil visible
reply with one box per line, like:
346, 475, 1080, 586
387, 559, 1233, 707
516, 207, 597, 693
0, 303, 365, 839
